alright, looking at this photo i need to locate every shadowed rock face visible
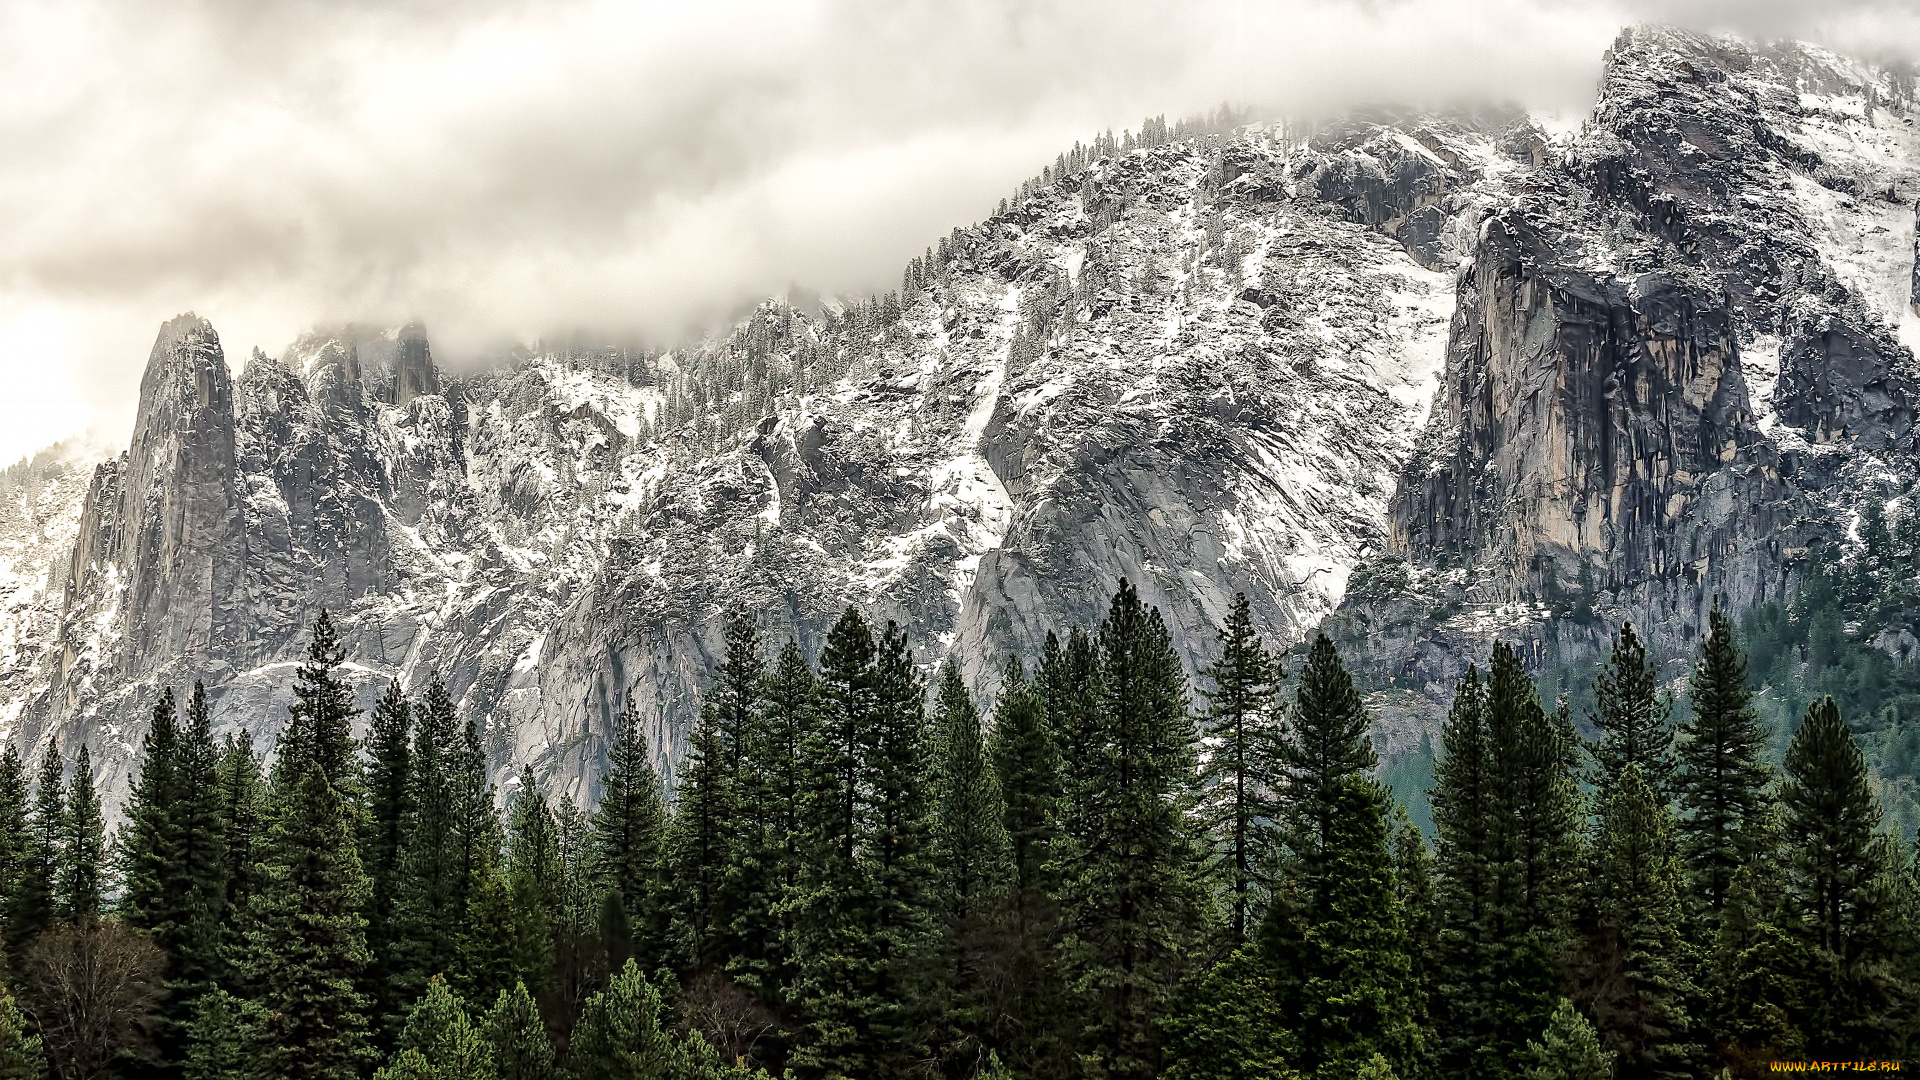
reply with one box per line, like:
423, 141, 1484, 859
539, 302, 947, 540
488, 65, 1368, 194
1334, 26, 1920, 701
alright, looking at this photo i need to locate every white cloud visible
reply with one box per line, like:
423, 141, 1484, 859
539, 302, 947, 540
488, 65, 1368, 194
0, 0, 1910, 466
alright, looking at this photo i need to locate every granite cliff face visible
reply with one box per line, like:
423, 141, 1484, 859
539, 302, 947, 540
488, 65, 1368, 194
1329, 27, 1920, 710
5, 26, 1920, 808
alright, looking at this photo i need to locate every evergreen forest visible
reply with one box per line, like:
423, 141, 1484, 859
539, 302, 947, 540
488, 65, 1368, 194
0, 583, 1908, 1080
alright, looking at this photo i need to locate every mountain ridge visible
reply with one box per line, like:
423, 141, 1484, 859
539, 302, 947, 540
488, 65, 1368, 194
4, 24, 1918, 817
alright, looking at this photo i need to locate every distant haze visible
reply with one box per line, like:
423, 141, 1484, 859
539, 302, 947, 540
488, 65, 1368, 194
0, 0, 1912, 467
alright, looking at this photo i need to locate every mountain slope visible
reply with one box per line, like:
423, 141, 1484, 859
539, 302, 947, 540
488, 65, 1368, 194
4, 26, 1919, 816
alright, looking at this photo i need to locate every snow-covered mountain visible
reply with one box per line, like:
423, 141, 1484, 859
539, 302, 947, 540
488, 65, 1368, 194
3, 26, 1917, 810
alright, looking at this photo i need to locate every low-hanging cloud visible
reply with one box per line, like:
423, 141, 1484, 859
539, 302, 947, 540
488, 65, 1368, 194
0, 0, 1913, 465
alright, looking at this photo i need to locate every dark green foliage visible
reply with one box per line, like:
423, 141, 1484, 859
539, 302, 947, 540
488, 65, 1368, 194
365, 679, 414, 1015
216, 733, 266, 971
183, 989, 258, 1080
486, 981, 554, 1080
0, 746, 25, 954
1522, 1000, 1613, 1080
1430, 645, 1583, 1080
985, 656, 1068, 1077
1055, 582, 1206, 1080
927, 662, 1010, 1077
670, 700, 733, 974
1676, 605, 1772, 922
1272, 773, 1419, 1077
1589, 623, 1675, 802
374, 976, 494, 1080
1197, 593, 1284, 945
566, 959, 733, 1080
26, 576, 1920, 1080
591, 697, 669, 972
727, 638, 816, 1007
1779, 696, 1909, 1055
12, 744, 61, 949
1583, 765, 1695, 1079
241, 611, 375, 1080
930, 662, 1009, 929
1282, 634, 1378, 864
60, 744, 104, 921
1392, 806, 1437, 1063
122, 682, 229, 1071
856, 621, 935, 1073
396, 679, 464, 1000
0, 983, 44, 1080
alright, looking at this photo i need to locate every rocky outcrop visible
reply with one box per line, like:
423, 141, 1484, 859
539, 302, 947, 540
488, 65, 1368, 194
1335, 26, 1920, 696
61, 315, 244, 681
1911, 200, 1919, 316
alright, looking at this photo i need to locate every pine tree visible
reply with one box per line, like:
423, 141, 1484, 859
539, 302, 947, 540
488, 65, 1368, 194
449, 714, 503, 995
1430, 666, 1493, 1078
566, 958, 713, 1080
1483, 643, 1582, 1080
1197, 594, 1283, 945
60, 744, 104, 920
1281, 634, 1378, 881
1675, 605, 1771, 922
670, 699, 734, 974
175, 683, 231, 985
504, 769, 562, 998
396, 679, 463, 1001
0, 746, 26, 953
0, 983, 44, 1080
240, 610, 375, 1080
1704, 855, 1809, 1070
985, 655, 1068, 1075
375, 977, 495, 1080
183, 989, 258, 1080
989, 656, 1059, 906
787, 607, 880, 1080
1522, 1000, 1613, 1080
1056, 583, 1206, 1080
365, 679, 415, 1017
122, 687, 183, 929
1583, 765, 1695, 1078
729, 639, 816, 1004
708, 615, 764, 975
123, 682, 229, 1070
12, 744, 61, 949
931, 662, 1009, 931
216, 732, 266, 973
484, 982, 554, 1080
1589, 624, 1674, 802
590, 697, 669, 971
1289, 774, 1418, 1075
1392, 806, 1437, 1068
1779, 696, 1907, 1055
928, 661, 1009, 1076
859, 620, 935, 1075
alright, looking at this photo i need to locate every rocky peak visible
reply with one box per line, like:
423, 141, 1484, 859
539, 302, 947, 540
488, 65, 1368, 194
61, 314, 244, 686
392, 323, 440, 406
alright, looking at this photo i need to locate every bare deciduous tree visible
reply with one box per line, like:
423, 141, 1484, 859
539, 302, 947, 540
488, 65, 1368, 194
679, 971, 782, 1071
24, 919, 165, 1080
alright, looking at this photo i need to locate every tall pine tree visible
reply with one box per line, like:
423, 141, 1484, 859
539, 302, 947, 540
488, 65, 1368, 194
1056, 583, 1206, 1080
364, 678, 415, 1024
1197, 594, 1283, 945
0, 746, 26, 954
591, 696, 669, 972
17, 744, 61, 944
1675, 604, 1771, 922
1589, 623, 1675, 802
1779, 696, 1908, 1055
60, 744, 104, 920
239, 610, 375, 1080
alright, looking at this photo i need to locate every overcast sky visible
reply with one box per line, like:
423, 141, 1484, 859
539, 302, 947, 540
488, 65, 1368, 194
0, 0, 1914, 467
